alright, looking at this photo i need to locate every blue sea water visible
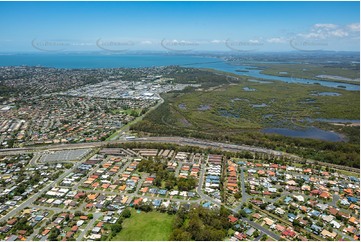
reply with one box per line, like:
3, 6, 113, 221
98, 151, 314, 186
0, 53, 359, 91
0, 54, 219, 69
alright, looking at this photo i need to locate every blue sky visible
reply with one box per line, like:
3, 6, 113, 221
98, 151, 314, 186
0, 1, 359, 52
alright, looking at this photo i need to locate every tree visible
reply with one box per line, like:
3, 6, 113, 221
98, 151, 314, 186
130, 109, 139, 117
220, 206, 231, 217
259, 203, 267, 210
171, 229, 192, 241
140, 204, 153, 212
110, 223, 122, 233
87, 214, 93, 219
48, 227, 60, 241
177, 177, 197, 191
292, 219, 301, 227
187, 218, 202, 235
121, 209, 131, 218
234, 192, 242, 199
52, 214, 58, 221
116, 217, 124, 225
171, 206, 228, 241
209, 229, 226, 241
154, 177, 162, 187
165, 177, 176, 189
64, 163, 73, 169
239, 210, 247, 218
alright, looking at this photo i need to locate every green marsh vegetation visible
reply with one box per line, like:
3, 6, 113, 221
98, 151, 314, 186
132, 69, 360, 168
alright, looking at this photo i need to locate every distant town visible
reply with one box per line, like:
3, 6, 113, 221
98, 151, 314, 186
0, 66, 198, 148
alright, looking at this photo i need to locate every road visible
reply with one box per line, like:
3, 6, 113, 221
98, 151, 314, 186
255, 232, 263, 241
239, 168, 249, 204
108, 95, 164, 141
174, 162, 183, 177
196, 176, 280, 240
194, 162, 280, 240
234, 167, 251, 211
192, 162, 280, 241
27, 216, 51, 241
135, 174, 148, 195
1, 136, 359, 173
330, 194, 340, 207
0, 167, 74, 223
241, 218, 281, 241
0, 137, 288, 160
196, 163, 207, 201
0, 151, 93, 224
76, 212, 102, 241
32, 205, 77, 213
29, 152, 41, 166
1, 154, 282, 241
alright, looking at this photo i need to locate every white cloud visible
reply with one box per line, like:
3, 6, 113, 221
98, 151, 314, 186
170, 39, 197, 44
330, 29, 349, 37
210, 39, 225, 44
347, 23, 360, 32
249, 39, 260, 44
267, 37, 287, 43
298, 32, 321, 39
313, 23, 338, 29
140, 40, 153, 45
298, 23, 357, 39
72, 42, 94, 46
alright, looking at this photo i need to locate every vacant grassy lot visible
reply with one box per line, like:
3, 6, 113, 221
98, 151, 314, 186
111, 210, 174, 241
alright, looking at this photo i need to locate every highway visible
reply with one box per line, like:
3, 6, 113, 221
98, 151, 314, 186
0, 136, 291, 159
0, 136, 283, 155
2, 136, 358, 173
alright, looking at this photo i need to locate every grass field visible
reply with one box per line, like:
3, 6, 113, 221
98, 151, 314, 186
111, 209, 174, 241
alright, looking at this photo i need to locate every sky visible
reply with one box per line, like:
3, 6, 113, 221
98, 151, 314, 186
0, 1, 359, 52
